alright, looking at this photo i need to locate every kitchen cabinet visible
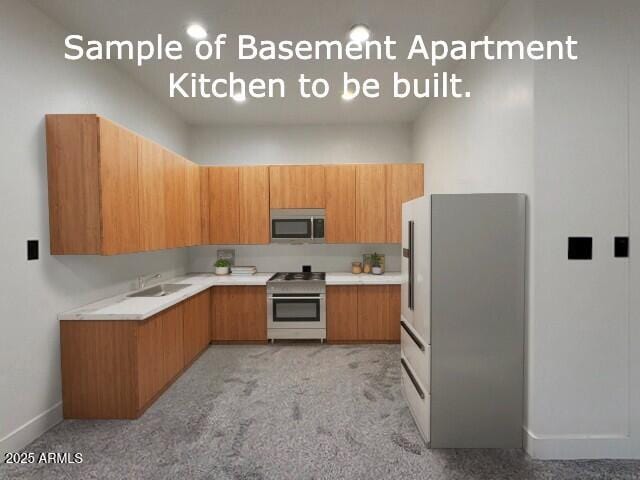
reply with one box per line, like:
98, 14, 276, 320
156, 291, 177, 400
186, 161, 202, 246
46, 114, 141, 254
326, 284, 400, 342
269, 165, 325, 208
164, 150, 188, 249
326, 285, 358, 341
356, 164, 387, 244
325, 165, 356, 243
183, 289, 211, 365
138, 137, 166, 251
207, 167, 240, 244
385, 164, 424, 243
61, 290, 212, 419
211, 286, 267, 342
199, 167, 210, 244
239, 166, 270, 244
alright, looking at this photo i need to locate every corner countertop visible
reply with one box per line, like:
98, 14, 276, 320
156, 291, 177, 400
59, 271, 401, 321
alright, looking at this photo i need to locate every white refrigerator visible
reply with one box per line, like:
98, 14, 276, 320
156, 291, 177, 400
400, 194, 526, 448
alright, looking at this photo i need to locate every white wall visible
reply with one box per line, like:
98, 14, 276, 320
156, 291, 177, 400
189, 123, 412, 272
190, 244, 401, 274
525, 0, 639, 459
0, 0, 190, 454
189, 124, 412, 166
413, 0, 640, 459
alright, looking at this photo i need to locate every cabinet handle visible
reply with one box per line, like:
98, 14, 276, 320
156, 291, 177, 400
401, 320, 425, 352
401, 358, 425, 399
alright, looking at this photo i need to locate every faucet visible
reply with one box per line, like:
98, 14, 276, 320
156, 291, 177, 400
138, 273, 161, 289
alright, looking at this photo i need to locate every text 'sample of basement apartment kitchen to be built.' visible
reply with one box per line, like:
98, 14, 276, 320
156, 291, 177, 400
1, 0, 639, 479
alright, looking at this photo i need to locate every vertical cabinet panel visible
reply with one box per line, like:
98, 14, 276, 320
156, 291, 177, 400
46, 114, 101, 254
186, 162, 202, 246
239, 166, 270, 244
211, 286, 267, 341
208, 167, 240, 244
164, 151, 187, 249
326, 286, 358, 341
269, 165, 326, 208
137, 315, 164, 409
357, 285, 391, 341
356, 164, 387, 244
386, 285, 401, 342
386, 164, 424, 243
98, 118, 141, 254
325, 165, 356, 243
183, 289, 211, 365
161, 305, 184, 382
199, 167, 210, 244
138, 137, 166, 251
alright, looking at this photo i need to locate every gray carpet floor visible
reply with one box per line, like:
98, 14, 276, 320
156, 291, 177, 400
2, 345, 639, 479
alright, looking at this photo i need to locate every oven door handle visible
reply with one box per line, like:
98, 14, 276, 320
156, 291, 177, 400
268, 296, 323, 300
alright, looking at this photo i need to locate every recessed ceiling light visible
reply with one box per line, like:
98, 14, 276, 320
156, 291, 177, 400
186, 23, 207, 40
342, 89, 357, 101
232, 92, 246, 103
348, 24, 370, 43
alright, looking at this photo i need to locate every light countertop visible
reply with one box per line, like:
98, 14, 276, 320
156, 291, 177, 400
59, 271, 401, 321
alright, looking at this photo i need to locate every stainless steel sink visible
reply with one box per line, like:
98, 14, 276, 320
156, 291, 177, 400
127, 284, 191, 298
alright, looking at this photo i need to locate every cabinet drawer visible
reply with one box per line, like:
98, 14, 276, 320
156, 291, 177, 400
401, 321, 430, 393
401, 357, 430, 445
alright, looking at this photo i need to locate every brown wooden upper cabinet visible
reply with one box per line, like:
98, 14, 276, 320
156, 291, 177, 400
138, 137, 166, 251
205, 166, 269, 244
46, 114, 141, 255
356, 164, 387, 243
385, 164, 424, 243
325, 165, 356, 243
269, 165, 325, 208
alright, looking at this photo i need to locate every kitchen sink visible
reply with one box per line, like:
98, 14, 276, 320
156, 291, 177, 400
127, 284, 191, 298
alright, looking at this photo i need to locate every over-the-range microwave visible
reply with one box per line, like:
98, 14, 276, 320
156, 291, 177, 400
270, 209, 325, 243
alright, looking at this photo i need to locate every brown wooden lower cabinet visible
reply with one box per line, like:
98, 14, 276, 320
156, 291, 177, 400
61, 290, 212, 419
327, 284, 400, 343
211, 286, 267, 342
183, 290, 211, 365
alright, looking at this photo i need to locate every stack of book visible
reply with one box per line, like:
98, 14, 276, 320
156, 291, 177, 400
230, 266, 257, 276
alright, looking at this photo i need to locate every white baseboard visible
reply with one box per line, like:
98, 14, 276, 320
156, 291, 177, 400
0, 402, 63, 456
524, 426, 638, 459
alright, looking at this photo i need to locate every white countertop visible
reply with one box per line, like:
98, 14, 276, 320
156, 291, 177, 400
59, 271, 401, 321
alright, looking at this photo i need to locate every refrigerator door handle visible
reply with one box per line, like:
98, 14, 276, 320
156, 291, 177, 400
408, 220, 415, 310
401, 320, 425, 351
401, 358, 425, 399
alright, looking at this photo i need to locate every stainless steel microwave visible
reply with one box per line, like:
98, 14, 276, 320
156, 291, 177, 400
270, 209, 325, 243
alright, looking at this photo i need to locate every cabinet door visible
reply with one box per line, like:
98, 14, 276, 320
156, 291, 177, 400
239, 167, 270, 244
137, 315, 164, 409
386, 285, 401, 342
164, 151, 188, 248
357, 285, 392, 341
185, 162, 202, 246
161, 305, 184, 382
385, 164, 424, 243
356, 164, 387, 244
138, 137, 166, 251
199, 167, 210, 244
208, 167, 240, 244
211, 286, 267, 341
269, 165, 325, 208
326, 286, 358, 342
325, 165, 356, 243
183, 290, 211, 365
98, 117, 141, 254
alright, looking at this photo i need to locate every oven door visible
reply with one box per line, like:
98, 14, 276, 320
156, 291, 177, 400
271, 218, 312, 242
267, 294, 326, 329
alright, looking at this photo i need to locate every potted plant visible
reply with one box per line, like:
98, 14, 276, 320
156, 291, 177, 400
214, 259, 231, 275
370, 252, 383, 275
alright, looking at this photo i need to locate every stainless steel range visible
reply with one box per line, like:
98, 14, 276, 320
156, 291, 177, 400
267, 272, 326, 342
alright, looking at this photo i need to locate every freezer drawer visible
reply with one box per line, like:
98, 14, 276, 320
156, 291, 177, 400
401, 357, 430, 444
401, 321, 430, 393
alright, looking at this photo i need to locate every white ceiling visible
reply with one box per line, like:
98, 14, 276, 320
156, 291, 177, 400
30, 0, 506, 125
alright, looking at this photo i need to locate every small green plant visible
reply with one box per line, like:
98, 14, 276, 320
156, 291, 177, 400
215, 259, 231, 268
370, 252, 382, 268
